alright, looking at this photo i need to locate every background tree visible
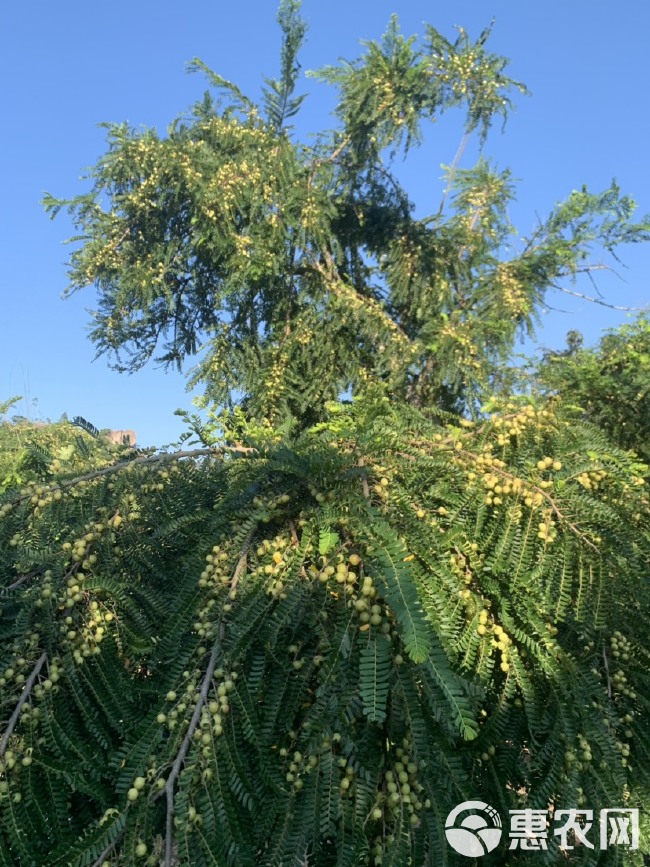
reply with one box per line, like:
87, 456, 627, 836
0, 3, 648, 865
535, 315, 650, 462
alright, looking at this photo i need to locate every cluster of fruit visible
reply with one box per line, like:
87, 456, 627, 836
576, 468, 607, 490
194, 544, 235, 632
281, 748, 318, 791
450, 545, 482, 600
313, 551, 396, 636
476, 610, 512, 673
368, 740, 431, 864
0, 500, 14, 519
536, 512, 557, 543
0, 656, 65, 795
155, 668, 237, 740
610, 665, 636, 702
254, 534, 294, 598
60, 595, 114, 664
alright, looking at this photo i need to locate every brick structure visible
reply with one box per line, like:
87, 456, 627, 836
106, 429, 137, 446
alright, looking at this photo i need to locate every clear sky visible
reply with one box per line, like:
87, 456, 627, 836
1, 0, 649, 446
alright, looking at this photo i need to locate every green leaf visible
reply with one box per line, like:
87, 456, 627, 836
318, 528, 340, 555
358, 634, 392, 722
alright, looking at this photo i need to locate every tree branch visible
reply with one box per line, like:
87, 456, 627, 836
0, 652, 47, 757
602, 644, 612, 699
8, 445, 258, 506
551, 282, 645, 312
162, 534, 253, 867
5, 571, 39, 592
163, 642, 220, 867
91, 833, 124, 867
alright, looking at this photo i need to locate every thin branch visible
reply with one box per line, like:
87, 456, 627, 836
602, 644, 612, 699
7, 444, 258, 506
228, 533, 254, 598
308, 134, 351, 172
0, 652, 47, 757
91, 833, 125, 867
5, 570, 39, 592
164, 643, 220, 867
162, 535, 253, 867
437, 131, 470, 217
551, 282, 644, 312
357, 458, 370, 499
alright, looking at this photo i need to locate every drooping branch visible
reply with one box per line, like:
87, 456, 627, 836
0, 652, 47, 757
163, 534, 254, 867
163, 644, 220, 867
7, 444, 258, 507
403, 437, 599, 551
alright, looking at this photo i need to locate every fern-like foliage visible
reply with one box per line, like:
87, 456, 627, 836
0, 391, 648, 864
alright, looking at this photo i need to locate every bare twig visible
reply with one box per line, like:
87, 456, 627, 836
0, 652, 47, 757
437, 131, 470, 217
5, 571, 39, 592
228, 534, 254, 599
551, 282, 645, 312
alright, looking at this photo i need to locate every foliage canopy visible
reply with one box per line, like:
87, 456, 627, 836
44, 3, 649, 426
2, 3, 649, 865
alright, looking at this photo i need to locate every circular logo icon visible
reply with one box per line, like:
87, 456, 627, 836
445, 800, 503, 857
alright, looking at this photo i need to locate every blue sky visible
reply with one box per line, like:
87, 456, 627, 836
1, 0, 648, 446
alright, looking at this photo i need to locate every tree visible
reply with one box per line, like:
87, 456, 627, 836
1, 4, 649, 864
44, 4, 649, 427
535, 315, 650, 463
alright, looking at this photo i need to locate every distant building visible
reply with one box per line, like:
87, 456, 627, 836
106, 429, 137, 446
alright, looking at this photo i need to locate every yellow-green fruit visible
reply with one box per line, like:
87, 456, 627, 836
127, 788, 139, 801
135, 842, 147, 857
